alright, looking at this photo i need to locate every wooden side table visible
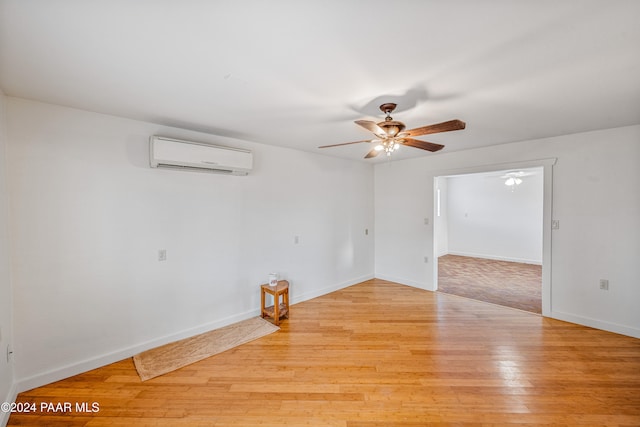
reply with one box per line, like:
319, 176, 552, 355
260, 280, 289, 326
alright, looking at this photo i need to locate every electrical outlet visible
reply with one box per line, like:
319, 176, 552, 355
158, 249, 167, 261
424, 218, 429, 225
552, 220, 560, 230
424, 256, 429, 263
599, 279, 609, 290
294, 235, 300, 244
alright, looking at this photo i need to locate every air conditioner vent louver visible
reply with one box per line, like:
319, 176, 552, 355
155, 164, 235, 174
149, 136, 252, 176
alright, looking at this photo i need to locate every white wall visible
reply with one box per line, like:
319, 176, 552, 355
446, 169, 543, 264
6, 98, 375, 391
0, 91, 16, 426
375, 125, 640, 338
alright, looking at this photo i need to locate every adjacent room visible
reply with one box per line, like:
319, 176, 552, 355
0, 1, 639, 425
435, 167, 544, 314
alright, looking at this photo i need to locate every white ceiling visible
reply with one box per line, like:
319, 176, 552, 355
1, 0, 639, 162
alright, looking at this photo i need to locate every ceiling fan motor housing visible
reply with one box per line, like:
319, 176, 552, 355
377, 120, 405, 137
378, 103, 405, 137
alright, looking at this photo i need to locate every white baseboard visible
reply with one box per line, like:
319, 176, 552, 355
446, 251, 542, 265
291, 274, 374, 304
1, 382, 17, 427
550, 310, 640, 339
374, 274, 431, 291
15, 307, 262, 393
15, 274, 375, 394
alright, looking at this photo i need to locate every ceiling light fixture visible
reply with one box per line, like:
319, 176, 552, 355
503, 172, 525, 192
377, 140, 400, 156
504, 177, 523, 187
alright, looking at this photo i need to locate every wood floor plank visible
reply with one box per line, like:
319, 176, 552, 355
438, 254, 542, 313
8, 279, 640, 426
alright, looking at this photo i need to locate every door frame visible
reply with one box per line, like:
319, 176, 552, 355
432, 158, 556, 316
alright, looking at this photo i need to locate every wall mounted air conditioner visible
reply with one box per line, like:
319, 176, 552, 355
149, 136, 253, 176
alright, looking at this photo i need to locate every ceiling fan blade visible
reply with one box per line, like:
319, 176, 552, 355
355, 120, 386, 137
405, 119, 466, 137
364, 148, 380, 159
318, 140, 372, 148
400, 138, 445, 152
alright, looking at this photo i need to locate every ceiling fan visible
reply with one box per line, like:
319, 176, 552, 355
319, 103, 465, 159
499, 170, 536, 188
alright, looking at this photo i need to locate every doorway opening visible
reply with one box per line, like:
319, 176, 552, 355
433, 161, 554, 315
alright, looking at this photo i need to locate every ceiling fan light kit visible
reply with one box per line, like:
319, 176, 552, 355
319, 103, 466, 159
501, 171, 533, 191
505, 177, 523, 187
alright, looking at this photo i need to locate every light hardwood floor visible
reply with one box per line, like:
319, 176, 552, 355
9, 279, 640, 426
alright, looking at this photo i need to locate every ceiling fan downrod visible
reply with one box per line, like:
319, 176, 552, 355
380, 103, 397, 120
